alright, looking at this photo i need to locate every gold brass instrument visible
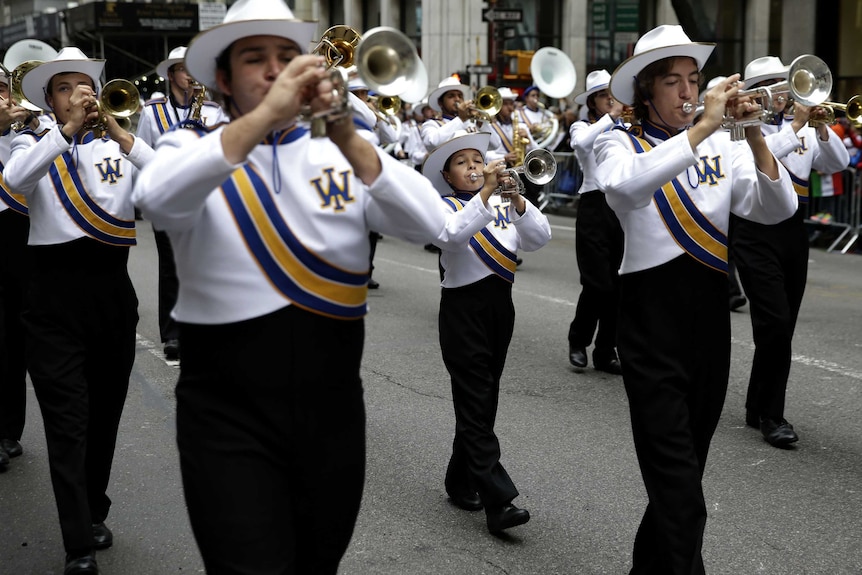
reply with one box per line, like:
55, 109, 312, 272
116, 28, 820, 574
0, 60, 44, 131
181, 79, 207, 128
511, 106, 529, 167
495, 148, 557, 195
812, 95, 862, 127
312, 25, 362, 69
469, 85, 502, 122
84, 79, 141, 137
305, 26, 427, 138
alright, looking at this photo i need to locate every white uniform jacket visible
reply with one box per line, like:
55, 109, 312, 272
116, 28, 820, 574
762, 119, 849, 206
5, 126, 153, 246
569, 114, 620, 194
433, 192, 551, 288
136, 95, 229, 146
132, 124, 448, 324
0, 115, 56, 216
421, 115, 503, 152
594, 121, 798, 275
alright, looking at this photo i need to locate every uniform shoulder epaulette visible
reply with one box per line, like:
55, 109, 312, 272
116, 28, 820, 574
16, 126, 52, 140
144, 97, 168, 106
203, 100, 220, 107
167, 120, 225, 136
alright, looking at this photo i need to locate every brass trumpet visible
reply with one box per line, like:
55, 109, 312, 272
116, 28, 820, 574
312, 25, 362, 69
0, 60, 44, 131
84, 79, 141, 137
812, 95, 862, 126
495, 149, 557, 195
469, 86, 503, 122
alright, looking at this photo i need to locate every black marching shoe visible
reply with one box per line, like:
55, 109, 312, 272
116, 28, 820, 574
0, 447, 8, 469
64, 551, 99, 575
163, 339, 180, 361
448, 492, 483, 511
1, 438, 23, 457
486, 504, 530, 534
569, 346, 588, 368
729, 294, 748, 311
760, 418, 799, 448
594, 356, 623, 375
92, 522, 113, 550
368, 278, 380, 289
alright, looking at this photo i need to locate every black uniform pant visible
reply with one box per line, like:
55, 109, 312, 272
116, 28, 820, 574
731, 212, 808, 420
176, 305, 366, 575
24, 239, 137, 554
568, 191, 624, 360
439, 275, 518, 509
0, 210, 30, 442
617, 255, 730, 575
153, 227, 179, 343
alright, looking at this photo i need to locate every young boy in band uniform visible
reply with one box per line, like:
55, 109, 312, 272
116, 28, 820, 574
423, 130, 551, 534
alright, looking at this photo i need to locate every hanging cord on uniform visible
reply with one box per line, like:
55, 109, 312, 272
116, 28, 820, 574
271, 134, 282, 195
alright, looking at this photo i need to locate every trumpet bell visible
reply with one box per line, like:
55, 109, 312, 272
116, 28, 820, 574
475, 86, 503, 118
522, 148, 557, 185
314, 25, 362, 69
786, 54, 832, 106
356, 26, 425, 97
531, 47, 577, 99
100, 79, 141, 119
378, 95, 401, 116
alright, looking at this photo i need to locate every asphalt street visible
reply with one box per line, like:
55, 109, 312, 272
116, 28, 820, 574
1, 215, 861, 574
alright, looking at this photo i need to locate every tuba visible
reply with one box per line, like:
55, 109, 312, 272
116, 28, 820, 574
84, 79, 141, 137
530, 47, 577, 148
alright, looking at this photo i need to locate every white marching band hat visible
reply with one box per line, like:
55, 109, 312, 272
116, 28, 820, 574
574, 69, 611, 106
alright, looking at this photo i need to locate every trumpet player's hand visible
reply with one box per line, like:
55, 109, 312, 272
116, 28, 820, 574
689, 74, 742, 148
61, 84, 99, 139
456, 100, 473, 122
259, 54, 329, 130
479, 158, 506, 204
0, 96, 30, 132
103, 113, 135, 155
608, 99, 625, 120
503, 151, 519, 165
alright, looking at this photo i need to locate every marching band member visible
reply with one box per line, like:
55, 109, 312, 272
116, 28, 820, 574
0, 61, 38, 469
566, 70, 625, 374
421, 76, 502, 152
423, 130, 551, 534
732, 56, 849, 448
131, 0, 447, 572
403, 98, 433, 170
5, 46, 153, 575
593, 25, 797, 574
486, 87, 537, 165
518, 85, 557, 148
136, 46, 230, 362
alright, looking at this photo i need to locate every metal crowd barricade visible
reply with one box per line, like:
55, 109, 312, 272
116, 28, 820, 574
806, 167, 861, 253
537, 151, 582, 212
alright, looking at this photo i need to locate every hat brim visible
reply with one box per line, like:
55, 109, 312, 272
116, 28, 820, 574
427, 84, 471, 113
422, 132, 490, 196
609, 42, 715, 106
22, 59, 105, 112
156, 57, 184, 81
742, 72, 787, 89
574, 83, 609, 106
185, 19, 318, 92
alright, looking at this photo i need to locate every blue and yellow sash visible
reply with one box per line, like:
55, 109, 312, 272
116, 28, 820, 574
443, 193, 518, 282
221, 161, 369, 320
490, 122, 514, 153
48, 142, 136, 246
784, 165, 809, 205
0, 160, 28, 215
623, 130, 728, 273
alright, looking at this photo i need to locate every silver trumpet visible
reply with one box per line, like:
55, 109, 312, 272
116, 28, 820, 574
495, 149, 557, 195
